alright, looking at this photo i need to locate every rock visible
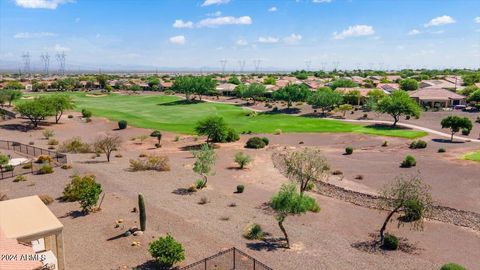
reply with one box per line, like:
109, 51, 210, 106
133, 231, 143, 236
117, 219, 124, 223
124, 231, 131, 237
131, 241, 140, 247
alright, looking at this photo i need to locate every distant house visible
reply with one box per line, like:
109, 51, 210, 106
409, 88, 466, 108
377, 83, 400, 93
335, 87, 389, 104
419, 79, 456, 89
216, 83, 237, 95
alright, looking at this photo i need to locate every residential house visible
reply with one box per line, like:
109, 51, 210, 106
377, 83, 400, 93
409, 88, 466, 108
419, 79, 456, 89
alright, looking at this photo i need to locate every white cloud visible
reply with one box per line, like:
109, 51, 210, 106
201, 0, 229, 7
474, 17, 480, 24
408, 29, 421, 35
332, 25, 375, 40
268, 6, 277, 12
431, 30, 445, 34
14, 32, 56, 39
173, 20, 194, 28
196, 16, 252, 28
258, 36, 279, 43
283, 33, 302, 44
54, 44, 70, 52
236, 39, 248, 46
424, 15, 455, 27
312, 0, 332, 3
15, 0, 73, 9
169, 35, 186, 45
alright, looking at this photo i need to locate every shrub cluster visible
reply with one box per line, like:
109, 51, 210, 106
62, 174, 102, 212
58, 137, 92, 153
38, 164, 54, 174
345, 147, 353, 155
409, 140, 427, 149
245, 137, 269, 149
148, 234, 185, 268
401, 155, 417, 168
118, 120, 127, 129
81, 109, 92, 118
440, 263, 467, 270
236, 185, 245, 193
129, 155, 170, 172
382, 234, 399, 250
243, 223, 264, 240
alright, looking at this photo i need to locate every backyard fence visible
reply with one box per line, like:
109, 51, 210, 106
179, 247, 272, 270
0, 140, 67, 180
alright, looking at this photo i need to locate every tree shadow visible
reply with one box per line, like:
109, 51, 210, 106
264, 108, 301, 115
364, 124, 412, 130
351, 233, 421, 255
432, 138, 465, 144
157, 100, 204, 106
226, 166, 242, 170
132, 260, 168, 270
172, 188, 195, 196
77, 160, 109, 164
246, 237, 285, 251
300, 112, 329, 118
0, 123, 30, 132
59, 210, 86, 219
106, 233, 127, 242
179, 144, 205, 151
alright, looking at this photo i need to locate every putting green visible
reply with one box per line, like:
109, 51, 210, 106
463, 151, 480, 162
38, 92, 428, 138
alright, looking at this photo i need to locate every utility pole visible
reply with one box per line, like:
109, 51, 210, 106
253, 59, 261, 73
40, 53, 50, 75
22, 52, 31, 76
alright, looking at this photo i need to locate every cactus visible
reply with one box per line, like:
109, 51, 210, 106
138, 194, 146, 231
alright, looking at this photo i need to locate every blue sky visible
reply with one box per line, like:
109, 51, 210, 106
1, 0, 479, 71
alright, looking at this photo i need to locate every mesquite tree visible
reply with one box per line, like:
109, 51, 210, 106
192, 143, 216, 188
284, 148, 330, 194
441, 116, 473, 142
378, 175, 432, 246
93, 134, 121, 162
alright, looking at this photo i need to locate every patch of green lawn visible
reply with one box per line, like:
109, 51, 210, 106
462, 151, 480, 162
37, 92, 427, 138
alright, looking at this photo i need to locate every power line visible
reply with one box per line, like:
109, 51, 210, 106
40, 53, 50, 75
22, 52, 30, 75
56, 52, 66, 75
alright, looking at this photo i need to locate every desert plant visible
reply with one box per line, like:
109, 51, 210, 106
39, 194, 54, 205
13, 175, 27, 182
440, 263, 467, 270
63, 174, 99, 202
48, 138, 59, 146
58, 137, 92, 153
192, 144, 216, 188
148, 234, 185, 268
274, 129, 282, 135
61, 164, 72, 169
118, 120, 127, 129
382, 234, 399, 250
150, 130, 162, 147
345, 147, 353, 155
243, 223, 264, 240
81, 108, 92, 118
129, 155, 170, 171
438, 148, 446, 153
36, 155, 52, 164
225, 128, 240, 142
138, 194, 146, 231
262, 137, 269, 145
382, 141, 388, 147
42, 129, 55, 139
38, 164, 53, 174
198, 196, 209, 205
236, 185, 245, 193
234, 152, 252, 169
409, 140, 427, 149
93, 134, 121, 162
461, 128, 470, 136
194, 179, 206, 189
441, 116, 473, 142
245, 137, 266, 149
401, 155, 416, 168
77, 178, 102, 213
22, 163, 32, 169
305, 181, 315, 191
284, 148, 330, 194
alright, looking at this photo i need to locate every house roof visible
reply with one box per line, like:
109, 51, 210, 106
409, 88, 465, 101
377, 83, 400, 92
0, 196, 63, 242
216, 83, 237, 91
0, 229, 42, 270
335, 87, 389, 97
420, 79, 456, 89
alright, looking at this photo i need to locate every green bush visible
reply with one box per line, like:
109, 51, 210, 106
440, 263, 467, 270
461, 128, 470, 136
118, 120, 127, 129
48, 138, 59, 145
225, 128, 240, 142
245, 137, 266, 149
243, 223, 264, 240
38, 164, 53, 174
261, 137, 269, 145
403, 199, 423, 222
409, 140, 427, 149
195, 179, 206, 189
148, 234, 185, 268
236, 185, 245, 193
63, 174, 100, 202
234, 152, 252, 169
382, 234, 399, 250
2, 165, 14, 172
305, 181, 315, 191
401, 155, 416, 168
58, 137, 92, 153
13, 175, 27, 182
81, 109, 92, 118
345, 147, 353, 155
438, 148, 446, 153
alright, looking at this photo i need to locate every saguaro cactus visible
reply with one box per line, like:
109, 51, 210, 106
138, 194, 146, 231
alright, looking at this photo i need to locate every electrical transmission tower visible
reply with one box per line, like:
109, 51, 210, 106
219, 59, 227, 74
22, 52, 31, 75
56, 52, 66, 75
238, 60, 246, 74
320, 62, 327, 71
253, 59, 261, 73
40, 53, 50, 75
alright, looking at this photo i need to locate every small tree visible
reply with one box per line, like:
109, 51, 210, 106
284, 148, 330, 194
148, 234, 185, 268
377, 175, 432, 246
93, 134, 121, 162
375, 90, 421, 126
307, 88, 343, 114
43, 94, 75, 124
150, 130, 162, 147
234, 152, 252, 169
15, 98, 54, 128
270, 183, 319, 248
42, 129, 55, 139
3, 89, 22, 106
399, 78, 419, 91
272, 84, 311, 108
441, 116, 473, 142
337, 104, 353, 117
195, 116, 228, 143
192, 143, 216, 188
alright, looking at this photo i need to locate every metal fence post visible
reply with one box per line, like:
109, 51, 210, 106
204, 258, 207, 270
233, 248, 236, 270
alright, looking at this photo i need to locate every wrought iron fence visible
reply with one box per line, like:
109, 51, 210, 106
0, 140, 67, 180
179, 247, 272, 270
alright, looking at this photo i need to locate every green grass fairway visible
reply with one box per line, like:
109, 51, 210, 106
40, 92, 427, 138
463, 151, 480, 162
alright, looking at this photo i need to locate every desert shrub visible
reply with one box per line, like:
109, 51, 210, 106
245, 137, 266, 149
139, 153, 147, 158
36, 155, 52, 164
164, 90, 175, 95
402, 199, 424, 222
440, 263, 467, 270
129, 155, 170, 172
148, 234, 185, 268
187, 185, 197, 193
174, 136, 180, 142
63, 174, 96, 201
13, 175, 27, 182
118, 120, 127, 129
476, 116, 480, 123
354, 174, 364, 180
305, 181, 315, 191
39, 194, 54, 205
29, 141, 34, 145
68, 115, 73, 118
114, 154, 123, 158
382, 233, 398, 250
38, 164, 53, 174
42, 129, 54, 139
438, 148, 446, 153
382, 141, 388, 147
22, 163, 32, 169
332, 170, 343, 175
274, 129, 282, 135
198, 196, 209, 205
236, 185, 245, 193
409, 140, 427, 149
345, 147, 353, 155
261, 137, 269, 145
225, 128, 240, 142
59, 137, 92, 153
85, 118, 92, 123
195, 179, 206, 189
61, 164, 72, 170
401, 155, 416, 168
234, 152, 252, 169
2, 165, 14, 172
461, 128, 470, 136
243, 223, 264, 240
81, 109, 92, 118
48, 138, 59, 145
